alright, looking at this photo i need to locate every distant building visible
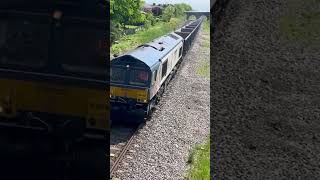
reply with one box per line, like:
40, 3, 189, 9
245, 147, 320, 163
143, 4, 163, 16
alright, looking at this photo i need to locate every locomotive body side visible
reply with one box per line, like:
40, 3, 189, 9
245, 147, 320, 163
150, 35, 184, 100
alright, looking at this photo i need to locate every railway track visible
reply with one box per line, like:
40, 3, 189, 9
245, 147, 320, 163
110, 123, 144, 178
110, 108, 150, 178
110, 124, 144, 178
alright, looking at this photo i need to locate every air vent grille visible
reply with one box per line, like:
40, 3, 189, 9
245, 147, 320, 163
168, 34, 179, 40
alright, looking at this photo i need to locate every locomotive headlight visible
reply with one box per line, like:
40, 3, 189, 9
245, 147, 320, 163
53, 10, 63, 20
137, 98, 148, 103
136, 89, 148, 103
0, 96, 13, 115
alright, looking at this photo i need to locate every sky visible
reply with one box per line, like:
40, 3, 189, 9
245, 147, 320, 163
144, 0, 210, 11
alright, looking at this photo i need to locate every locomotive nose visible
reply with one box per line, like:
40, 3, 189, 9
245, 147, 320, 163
128, 99, 135, 106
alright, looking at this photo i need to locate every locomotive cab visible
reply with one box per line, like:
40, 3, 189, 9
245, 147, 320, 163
110, 55, 154, 112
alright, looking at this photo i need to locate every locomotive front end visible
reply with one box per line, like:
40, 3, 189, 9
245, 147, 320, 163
110, 55, 152, 114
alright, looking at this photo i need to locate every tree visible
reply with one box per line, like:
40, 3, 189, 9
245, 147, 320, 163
145, 12, 155, 26
110, 21, 121, 43
174, 3, 192, 17
162, 5, 175, 22
110, 0, 145, 27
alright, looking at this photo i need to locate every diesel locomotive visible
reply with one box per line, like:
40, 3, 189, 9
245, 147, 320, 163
0, 0, 108, 140
110, 18, 203, 118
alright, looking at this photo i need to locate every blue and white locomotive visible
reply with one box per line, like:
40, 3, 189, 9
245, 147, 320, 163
110, 18, 203, 116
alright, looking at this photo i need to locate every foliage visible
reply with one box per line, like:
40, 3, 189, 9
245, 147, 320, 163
145, 13, 156, 27
189, 15, 197, 20
203, 18, 210, 33
151, 15, 157, 26
197, 59, 210, 78
110, 0, 145, 27
162, 3, 192, 22
110, 21, 121, 43
186, 139, 210, 179
162, 5, 175, 22
111, 17, 185, 57
110, 1, 192, 45
174, 3, 192, 17
197, 21, 210, 78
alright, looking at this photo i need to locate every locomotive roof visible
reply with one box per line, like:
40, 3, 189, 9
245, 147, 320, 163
114, 32, 183, 69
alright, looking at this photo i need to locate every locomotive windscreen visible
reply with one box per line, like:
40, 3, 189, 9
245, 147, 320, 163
129, 69, 149, 86
61, 24, 107, 80
0, 13, 50, 71
58, 2, 107, 81
0, 2, 108, 81
111, 67, 149, 86
111, 67, 126, 83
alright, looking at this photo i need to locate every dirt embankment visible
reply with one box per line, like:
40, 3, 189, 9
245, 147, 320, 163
211, 0, 320, 179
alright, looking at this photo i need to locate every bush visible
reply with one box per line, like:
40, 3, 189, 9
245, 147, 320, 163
162, 5, 175, 22
144, 20, 152, 29
110, 21, 122, 44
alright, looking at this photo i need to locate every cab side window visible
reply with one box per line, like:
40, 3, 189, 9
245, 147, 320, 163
152, 70, 158, 84
179, 47, 182, 57
161, 60, 168, 79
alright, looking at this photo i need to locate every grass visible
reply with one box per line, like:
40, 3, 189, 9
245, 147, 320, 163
196, 20, 210, 78
280, 0, 320, 44
197, 59, 210, 78
111, 17, 185, 58
202, 19, 210, 34
202, 40, 210, 49
186, 139, 210, 180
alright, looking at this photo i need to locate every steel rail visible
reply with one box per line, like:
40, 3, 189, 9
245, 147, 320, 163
110, 123, 144, 178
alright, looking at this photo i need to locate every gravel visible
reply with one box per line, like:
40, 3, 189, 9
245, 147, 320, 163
112, 25, 210, 179
211, 0, 320, 179
110, 125, 136, 168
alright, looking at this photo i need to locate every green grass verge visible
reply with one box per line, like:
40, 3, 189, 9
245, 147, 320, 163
186, 139, 210, 180
111, 17, 185, 57
202, 40, 210, 49
203, 19, 210, 34
197, 59, 210, 78
196, 21, 210, 78
280, 0, 320, 44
